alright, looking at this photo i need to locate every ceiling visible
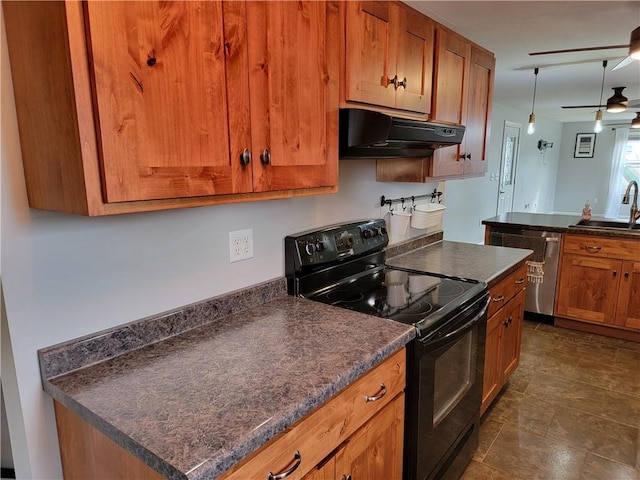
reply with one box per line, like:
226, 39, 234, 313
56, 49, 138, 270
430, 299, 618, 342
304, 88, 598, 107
405, 1, 640, 125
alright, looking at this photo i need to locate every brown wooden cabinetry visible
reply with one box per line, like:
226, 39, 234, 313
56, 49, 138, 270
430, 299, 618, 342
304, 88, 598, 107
430, 28, 494, 179
556, 234, 640, 338
4, 1, 338, 216
374, 24, 494, 183
481, 264, 526, 415
344, 1, 434, 115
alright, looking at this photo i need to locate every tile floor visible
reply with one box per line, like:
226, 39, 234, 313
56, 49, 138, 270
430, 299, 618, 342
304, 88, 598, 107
462, 317, 640, 480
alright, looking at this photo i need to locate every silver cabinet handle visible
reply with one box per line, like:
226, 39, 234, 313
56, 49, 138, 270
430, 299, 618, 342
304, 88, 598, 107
582, 245, 602, 253
267, 451, 301, 480
515, 278, 526, 285
365, 384, 387, 402
492, 294, 505, 303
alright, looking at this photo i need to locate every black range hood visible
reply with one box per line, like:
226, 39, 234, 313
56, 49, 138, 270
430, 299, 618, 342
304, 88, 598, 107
339, 108, 465, 159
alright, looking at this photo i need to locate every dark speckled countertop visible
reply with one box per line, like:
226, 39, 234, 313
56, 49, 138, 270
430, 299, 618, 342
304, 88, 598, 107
40, 280, 414, 480
387, 241, 532, 288
482, 212, 640, 239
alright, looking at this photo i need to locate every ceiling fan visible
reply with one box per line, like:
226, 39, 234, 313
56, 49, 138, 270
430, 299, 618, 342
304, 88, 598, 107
529, 26, 640, 71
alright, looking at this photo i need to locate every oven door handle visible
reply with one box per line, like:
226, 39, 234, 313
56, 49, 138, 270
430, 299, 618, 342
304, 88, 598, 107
424, 296, 490, 346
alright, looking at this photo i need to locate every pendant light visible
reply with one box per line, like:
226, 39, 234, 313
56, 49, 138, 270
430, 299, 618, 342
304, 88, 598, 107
606, 87, 628, 113
527, 67, 539, 135
593, 60, 607, 134
632, 112, 640, 129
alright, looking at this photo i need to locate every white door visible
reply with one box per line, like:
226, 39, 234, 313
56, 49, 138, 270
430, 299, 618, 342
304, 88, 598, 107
497, 121, 521, 215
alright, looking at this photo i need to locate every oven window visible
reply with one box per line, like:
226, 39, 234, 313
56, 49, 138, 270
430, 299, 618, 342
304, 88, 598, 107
433, 329, 477, 427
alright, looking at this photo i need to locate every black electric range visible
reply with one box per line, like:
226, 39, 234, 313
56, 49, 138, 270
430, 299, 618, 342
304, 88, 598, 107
285, 219, 489, 480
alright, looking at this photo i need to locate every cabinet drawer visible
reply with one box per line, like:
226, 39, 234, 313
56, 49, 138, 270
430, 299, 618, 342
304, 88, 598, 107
563, 234, 640, 262
488, 263, 527, 318
220, 348, 406, 480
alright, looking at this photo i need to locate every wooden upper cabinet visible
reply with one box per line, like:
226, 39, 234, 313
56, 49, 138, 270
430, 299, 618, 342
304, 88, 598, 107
430, 28, 494, 179
465, 47, 495, 175
3, 0, 338, 216
430, 29, 470, 177
247, 1, 339, 192
345, 1, 433, 115
84, 2, 245, 202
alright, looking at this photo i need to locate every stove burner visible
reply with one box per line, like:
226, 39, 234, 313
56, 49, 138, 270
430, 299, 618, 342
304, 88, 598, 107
434, 282, 466, 299
398, 296, 434, 318
326, 290, 364, 304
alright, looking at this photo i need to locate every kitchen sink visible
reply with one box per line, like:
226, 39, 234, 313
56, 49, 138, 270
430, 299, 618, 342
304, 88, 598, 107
570, 219, 640, 231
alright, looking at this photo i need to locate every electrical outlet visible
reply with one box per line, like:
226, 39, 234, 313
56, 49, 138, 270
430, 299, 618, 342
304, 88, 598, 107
229, 229, 254, 263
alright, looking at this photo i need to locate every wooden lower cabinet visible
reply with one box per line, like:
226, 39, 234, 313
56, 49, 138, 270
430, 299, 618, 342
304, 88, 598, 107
304, 395, 404, 480
481, 264, 526, 416
555, 234, 640, 338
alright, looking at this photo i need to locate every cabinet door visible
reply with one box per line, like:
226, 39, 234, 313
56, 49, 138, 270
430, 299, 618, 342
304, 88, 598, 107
615, 261, 640, 330
481, 308, 503, 415
394, 6, 434, 114
556, 254, 621, 324
336, 394, 404, 480
430, 29, 470, 177
465, 46, 494, 175
85, 2, 249, 202
345, 1, 395, 109
500, 290, 524, 381
247, 1, 339, 192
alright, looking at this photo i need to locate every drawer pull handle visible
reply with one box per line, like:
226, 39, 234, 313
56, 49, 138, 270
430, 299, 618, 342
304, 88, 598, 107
492, 294, 505, 303
342, 476, 353, 480
613, 270, 617, 277
240, 148, 251, 166
267, 451, 301, 480
515, 278, 526, 285
582, 245, 602, 253
625, 272, 630, 279
365, 384, 387, 403
503, 316, 513, 327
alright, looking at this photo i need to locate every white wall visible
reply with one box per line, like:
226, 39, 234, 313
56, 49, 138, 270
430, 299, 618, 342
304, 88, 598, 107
553, 122, 619, 217
443, 103, 563, 243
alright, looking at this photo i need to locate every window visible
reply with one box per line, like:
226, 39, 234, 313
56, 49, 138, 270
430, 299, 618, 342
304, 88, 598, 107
622, 132, 640, 194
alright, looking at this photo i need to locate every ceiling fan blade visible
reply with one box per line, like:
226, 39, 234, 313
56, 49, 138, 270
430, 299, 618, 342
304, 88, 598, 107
561, 105, 605, 109
529, 44, 628, 56
612, 55, 635, 70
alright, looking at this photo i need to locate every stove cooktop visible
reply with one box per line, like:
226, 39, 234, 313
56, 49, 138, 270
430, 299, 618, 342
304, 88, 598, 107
305, 266, 483, 330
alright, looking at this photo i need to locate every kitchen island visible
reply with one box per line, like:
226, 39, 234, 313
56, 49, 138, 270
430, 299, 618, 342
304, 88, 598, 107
482, 212, 640, 341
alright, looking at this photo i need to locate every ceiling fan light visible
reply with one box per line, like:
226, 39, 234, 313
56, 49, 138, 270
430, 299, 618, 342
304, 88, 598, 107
606, 87, 628, 113
632, 112, 640, 129
630, 26, 640, 60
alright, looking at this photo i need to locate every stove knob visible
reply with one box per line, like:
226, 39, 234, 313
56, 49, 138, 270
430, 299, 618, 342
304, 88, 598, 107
377, 226, 387, 236
362, 228, 373, 239
315, 240, 325, 252
305, 242, 316, 255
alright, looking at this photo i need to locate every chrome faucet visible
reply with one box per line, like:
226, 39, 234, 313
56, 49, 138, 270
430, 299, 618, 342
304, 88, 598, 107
622, 180, 640, 227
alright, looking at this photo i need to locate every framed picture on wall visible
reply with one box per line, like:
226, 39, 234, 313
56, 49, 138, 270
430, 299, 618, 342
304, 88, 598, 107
574, 133, 596, 158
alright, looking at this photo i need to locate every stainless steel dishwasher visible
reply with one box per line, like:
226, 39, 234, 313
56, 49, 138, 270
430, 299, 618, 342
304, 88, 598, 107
488, 227, 562, 316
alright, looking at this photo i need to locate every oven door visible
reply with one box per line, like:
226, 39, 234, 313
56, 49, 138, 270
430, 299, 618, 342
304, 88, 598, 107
404, 294, 489, 480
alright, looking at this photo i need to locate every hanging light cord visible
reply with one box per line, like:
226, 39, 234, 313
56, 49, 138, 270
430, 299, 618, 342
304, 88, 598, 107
530, 67, 539, 114
597, 60, 608, 110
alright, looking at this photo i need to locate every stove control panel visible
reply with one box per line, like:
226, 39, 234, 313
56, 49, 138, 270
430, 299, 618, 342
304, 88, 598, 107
285, 219, 389, 270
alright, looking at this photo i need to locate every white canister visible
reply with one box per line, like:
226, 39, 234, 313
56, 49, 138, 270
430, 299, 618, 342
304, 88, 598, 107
389, 211, 412, 237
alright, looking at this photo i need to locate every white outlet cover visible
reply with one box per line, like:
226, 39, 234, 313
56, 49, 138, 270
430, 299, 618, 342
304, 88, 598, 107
229, 229, 254, 263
